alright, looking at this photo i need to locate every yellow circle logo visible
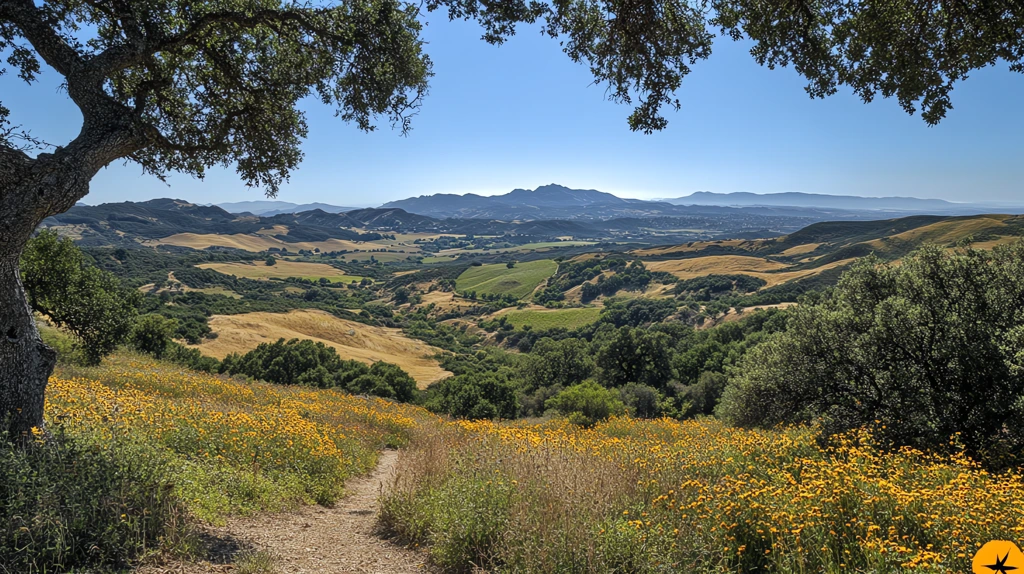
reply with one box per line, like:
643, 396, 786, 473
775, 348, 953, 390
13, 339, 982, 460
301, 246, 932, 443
974, 540, 1024, 574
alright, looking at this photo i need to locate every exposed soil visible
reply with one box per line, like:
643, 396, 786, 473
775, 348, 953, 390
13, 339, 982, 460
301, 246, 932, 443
140, 450, 428, 574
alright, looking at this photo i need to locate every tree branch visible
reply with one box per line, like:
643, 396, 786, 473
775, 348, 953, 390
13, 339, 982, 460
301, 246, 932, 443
89, 8, 326, 76
1, 0, 83, 77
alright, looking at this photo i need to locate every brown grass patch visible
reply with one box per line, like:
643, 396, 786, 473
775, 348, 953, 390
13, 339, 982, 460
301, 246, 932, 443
197, 260, 349, 281
779, 242, 822, 256
148, 232, 422, 254
646, 255, 789, 276
647, 256, 857, 288
632, 238, 767, 257
190, 309, 451, 387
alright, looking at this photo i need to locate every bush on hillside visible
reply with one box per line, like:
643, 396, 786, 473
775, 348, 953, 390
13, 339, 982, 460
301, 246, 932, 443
21, 231, 141, 365
0, 428, 188, 571
546, 381, 626, 427
596, 327, 674, 390
130, 313, 178, 359
220, 338, 418, 402
619, 382, 675, 418
718, 243, 1024, 466
520, 337, 595, 392
425, 373, 519, 420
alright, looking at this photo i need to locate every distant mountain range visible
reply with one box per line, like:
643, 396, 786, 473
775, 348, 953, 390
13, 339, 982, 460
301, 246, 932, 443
215, 200, 358, 216
382, 184, 997, 220
666, 191, 962, 211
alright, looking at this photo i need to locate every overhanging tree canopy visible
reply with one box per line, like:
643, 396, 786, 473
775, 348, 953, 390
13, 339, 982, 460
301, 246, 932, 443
1, 0, 1022, 438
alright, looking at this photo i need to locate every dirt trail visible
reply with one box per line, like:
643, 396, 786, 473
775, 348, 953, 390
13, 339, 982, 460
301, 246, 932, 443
142, 450, 427, 574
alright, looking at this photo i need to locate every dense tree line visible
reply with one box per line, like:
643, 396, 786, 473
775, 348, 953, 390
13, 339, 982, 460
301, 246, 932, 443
719, 243, 1024, 468
220, 339, 417, 403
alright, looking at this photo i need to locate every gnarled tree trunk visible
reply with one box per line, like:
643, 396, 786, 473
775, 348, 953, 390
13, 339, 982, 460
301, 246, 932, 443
0, 141, 111, 440
0, 246, 55, 440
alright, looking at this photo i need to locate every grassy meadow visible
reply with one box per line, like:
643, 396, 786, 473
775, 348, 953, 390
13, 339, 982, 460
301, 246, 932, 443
1, 350, 429, 572
10, 349, 1023, 573
501, 306, 602, 330
456, 259, 558, 299
382, 417, 1021, 573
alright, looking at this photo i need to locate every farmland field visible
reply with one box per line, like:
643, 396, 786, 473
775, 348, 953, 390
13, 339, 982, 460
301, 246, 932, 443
197, 260, 361, 282
455, 259, 558, 299
189, 309, 451, 387
500, 306, 602, 330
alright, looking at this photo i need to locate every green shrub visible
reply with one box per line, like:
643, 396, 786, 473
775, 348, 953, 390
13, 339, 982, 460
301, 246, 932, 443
546, 381, 626, 427
381, 467, 515, 572
218, 338, 419, 402
164, 342, 221, 373
425, 373, 519, 419
130, 313, 178, 358
347, 361, 418, 403
0, 428, 189, 572
619, 382, 675, 418
719, 242, 1024, 466
21, 231, 141, 365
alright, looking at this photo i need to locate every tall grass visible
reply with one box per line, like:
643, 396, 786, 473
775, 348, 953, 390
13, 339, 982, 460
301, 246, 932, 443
2, 347, 431, 572
381, 417, 1024, 573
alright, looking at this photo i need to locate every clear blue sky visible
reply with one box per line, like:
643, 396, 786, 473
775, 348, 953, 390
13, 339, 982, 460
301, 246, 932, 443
4, 16, 1023, 206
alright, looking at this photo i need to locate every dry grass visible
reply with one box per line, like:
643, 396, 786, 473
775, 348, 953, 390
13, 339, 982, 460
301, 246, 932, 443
189, 309, 451, 387
779, 242, 822, 256
417, 290, 478, 313
632, 239, 767, 257
887, 215, 1008, 244
698, 302, 797, 329
970, 236, 1022, 249
645, 255, 788, 276
148, 232, 370, 253
646, 256, 857, 288
382, 417, 1023, 573
148, 230, 423, 255
196, 260, 354, 282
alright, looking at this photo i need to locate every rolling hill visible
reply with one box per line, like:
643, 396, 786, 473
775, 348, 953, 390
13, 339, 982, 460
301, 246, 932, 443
634, 214, 1024, 291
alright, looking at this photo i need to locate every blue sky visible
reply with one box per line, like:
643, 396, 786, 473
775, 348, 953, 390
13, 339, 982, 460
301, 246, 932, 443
4, 15, 1023, 206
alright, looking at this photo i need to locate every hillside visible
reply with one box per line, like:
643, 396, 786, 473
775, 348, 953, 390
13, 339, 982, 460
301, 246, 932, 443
28, 349, 1024, 573
634, 213, 1024, 265
189, 309, 451, 387
455, 259, 558, 300
42, 200, 381, 247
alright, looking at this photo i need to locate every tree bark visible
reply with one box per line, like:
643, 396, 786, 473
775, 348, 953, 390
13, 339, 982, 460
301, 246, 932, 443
0, 141, 119, 440
0, 250, 55, 440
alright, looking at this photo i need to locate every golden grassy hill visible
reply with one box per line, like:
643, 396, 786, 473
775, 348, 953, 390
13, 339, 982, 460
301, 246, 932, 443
189, 309, 451, 388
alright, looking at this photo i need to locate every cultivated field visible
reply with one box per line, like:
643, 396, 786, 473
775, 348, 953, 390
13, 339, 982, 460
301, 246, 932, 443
498, 306, 602, 330
197, 260, 361, 283
189, 309, 451, 387
455, 259, 558, 299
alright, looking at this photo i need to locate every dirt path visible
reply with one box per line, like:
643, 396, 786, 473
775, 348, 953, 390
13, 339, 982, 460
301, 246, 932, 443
142, 450, 428, 574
